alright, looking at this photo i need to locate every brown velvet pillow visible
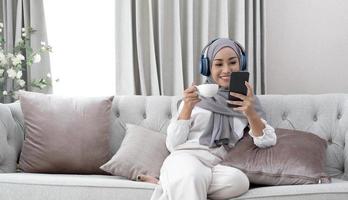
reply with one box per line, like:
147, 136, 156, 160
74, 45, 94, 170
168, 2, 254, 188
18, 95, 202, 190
100, 123, 170, 180
18, 91, 113, 174
221, 128, 331, 185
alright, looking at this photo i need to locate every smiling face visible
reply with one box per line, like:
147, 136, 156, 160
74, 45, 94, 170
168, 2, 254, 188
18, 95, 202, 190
211, 47, 240, 89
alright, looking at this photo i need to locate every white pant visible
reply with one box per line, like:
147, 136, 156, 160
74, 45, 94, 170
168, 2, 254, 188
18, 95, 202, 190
150, 147, 249, 200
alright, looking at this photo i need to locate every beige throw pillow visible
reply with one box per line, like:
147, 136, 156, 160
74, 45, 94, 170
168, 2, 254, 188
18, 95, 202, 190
100, 123, 169, 180
221, 128, 331, 185
18, 91, 113, 174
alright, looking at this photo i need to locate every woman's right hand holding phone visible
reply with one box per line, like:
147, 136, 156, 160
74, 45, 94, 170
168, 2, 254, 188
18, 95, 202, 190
178, 84, 201, 120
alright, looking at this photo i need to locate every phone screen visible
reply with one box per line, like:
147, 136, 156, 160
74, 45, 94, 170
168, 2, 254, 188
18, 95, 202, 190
228, 72, 250, 107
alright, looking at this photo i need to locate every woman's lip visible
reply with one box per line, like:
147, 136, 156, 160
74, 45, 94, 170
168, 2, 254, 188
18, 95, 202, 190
220, 76, 230, 81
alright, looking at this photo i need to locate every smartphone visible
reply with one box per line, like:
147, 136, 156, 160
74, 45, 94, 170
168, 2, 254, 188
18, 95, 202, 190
228, 72, 250, 107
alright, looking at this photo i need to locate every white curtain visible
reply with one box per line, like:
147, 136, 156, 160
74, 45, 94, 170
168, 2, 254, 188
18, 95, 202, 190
115, 0, 264, 96
245, 0, 265, 94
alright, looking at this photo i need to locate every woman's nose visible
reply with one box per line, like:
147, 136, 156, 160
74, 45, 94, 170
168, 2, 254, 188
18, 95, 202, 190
222, 65, 232, 73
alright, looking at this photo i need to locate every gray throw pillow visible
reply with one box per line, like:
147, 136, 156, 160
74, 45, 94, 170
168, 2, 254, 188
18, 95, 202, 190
18, 91, 113, 174
100, 123, 169, 180
221, 128, 331, 185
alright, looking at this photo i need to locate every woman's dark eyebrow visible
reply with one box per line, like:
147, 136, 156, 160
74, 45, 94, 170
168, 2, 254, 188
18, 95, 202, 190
214, 57, 238, 61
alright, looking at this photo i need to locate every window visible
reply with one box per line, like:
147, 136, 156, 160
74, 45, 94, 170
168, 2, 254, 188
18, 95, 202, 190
44, 0, 115, 96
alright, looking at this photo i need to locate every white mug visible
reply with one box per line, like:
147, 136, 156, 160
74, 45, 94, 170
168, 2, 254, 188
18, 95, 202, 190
195, 84, 219, 97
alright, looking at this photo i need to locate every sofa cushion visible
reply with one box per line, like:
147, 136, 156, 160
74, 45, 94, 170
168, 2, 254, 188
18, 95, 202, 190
234, 180, 348, 200
0, 174, 347, 200
100, 123, 169, 180
221, 128, 331, 185
18, 91, 113, 174
0, 173, 155, 200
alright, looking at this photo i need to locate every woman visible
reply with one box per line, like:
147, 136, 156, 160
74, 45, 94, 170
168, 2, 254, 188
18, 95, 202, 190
140, 38, 277, 200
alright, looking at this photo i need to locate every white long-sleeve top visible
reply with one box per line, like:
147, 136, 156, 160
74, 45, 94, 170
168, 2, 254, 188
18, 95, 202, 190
166, 103, 277, 152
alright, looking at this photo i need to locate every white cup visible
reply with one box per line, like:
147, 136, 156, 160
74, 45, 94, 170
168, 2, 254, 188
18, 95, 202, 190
195, 84, 219, 97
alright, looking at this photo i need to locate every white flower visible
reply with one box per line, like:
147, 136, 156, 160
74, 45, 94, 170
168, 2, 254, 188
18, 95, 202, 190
16, 54, 25, 60
17, 79, 26, 87
7, 68, 17, 79
0, 52, 7, 65
11, 57, 22, 65
0, 25, 53, 100
11, 53, 25, 65
33, 54, 41, 63
16, 70, 23, 79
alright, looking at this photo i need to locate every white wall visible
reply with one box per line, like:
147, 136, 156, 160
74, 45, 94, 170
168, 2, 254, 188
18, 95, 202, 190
264, 0, 348, 94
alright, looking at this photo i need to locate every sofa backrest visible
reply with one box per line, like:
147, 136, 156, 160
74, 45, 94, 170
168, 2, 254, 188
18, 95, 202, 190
0, 103, 25, 173
0, 94, 347, 181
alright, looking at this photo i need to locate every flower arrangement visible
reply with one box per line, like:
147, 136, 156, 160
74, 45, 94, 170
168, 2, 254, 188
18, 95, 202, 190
0, 22, 53, 102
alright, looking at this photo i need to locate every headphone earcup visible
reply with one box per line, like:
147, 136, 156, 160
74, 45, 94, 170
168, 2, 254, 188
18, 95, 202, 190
240, 53, 247, 71
200, 57, 210, 76
199, 38, 220, 76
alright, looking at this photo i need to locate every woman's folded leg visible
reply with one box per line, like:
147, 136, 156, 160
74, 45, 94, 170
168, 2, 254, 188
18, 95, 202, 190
151, 152, 212, 200
208, 164, 249, 200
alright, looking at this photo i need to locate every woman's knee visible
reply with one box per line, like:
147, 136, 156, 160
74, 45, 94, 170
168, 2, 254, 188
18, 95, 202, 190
229, 170, 249, 196
160, 153, 211, 184
228, 167, 249, 189
208, 166, 249, 199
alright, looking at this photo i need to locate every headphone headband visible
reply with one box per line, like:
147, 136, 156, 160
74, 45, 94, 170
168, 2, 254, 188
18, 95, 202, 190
200, 38, 219, 59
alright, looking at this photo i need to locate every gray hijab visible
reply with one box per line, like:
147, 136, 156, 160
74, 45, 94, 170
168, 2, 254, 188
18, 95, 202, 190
196, 38, 266, 148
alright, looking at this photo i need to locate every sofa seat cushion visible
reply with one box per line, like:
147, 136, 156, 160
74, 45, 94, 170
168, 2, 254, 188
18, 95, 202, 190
0, 173, 158, 188
1, 173, 348, 200
0, 173, 155, 200
235, 179, 348, 200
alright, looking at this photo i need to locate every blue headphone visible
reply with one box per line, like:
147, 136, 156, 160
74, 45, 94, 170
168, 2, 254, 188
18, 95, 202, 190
199, 38, 247, 76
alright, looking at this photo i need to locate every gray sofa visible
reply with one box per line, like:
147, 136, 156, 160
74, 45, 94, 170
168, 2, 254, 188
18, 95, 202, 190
1, 94, 348, 200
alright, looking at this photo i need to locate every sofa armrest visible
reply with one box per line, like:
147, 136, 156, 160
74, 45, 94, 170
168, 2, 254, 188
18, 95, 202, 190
0, 102, 25, 173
